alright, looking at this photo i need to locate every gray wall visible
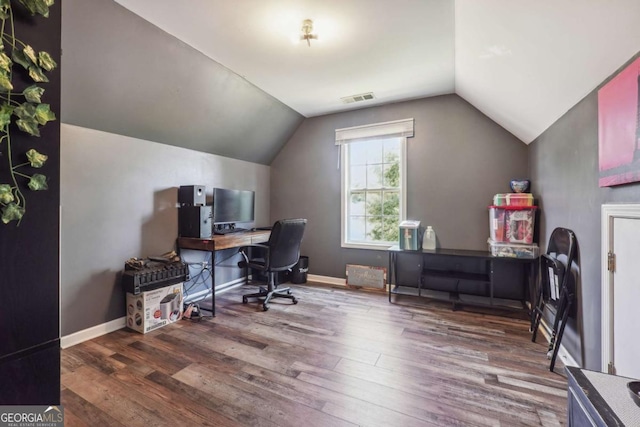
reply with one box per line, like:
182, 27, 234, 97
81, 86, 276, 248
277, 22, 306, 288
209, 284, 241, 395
529, 51, 640, 371
62, 0, 303, 165
271, 95, 528, 278
60, 124, 270, 336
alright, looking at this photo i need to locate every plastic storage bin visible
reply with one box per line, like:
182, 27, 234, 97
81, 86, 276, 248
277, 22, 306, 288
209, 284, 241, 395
493, 194, 508, 206
489, 206, 537, 244
506, 193, 534, 206
493, 193, 534, 206
399, 220, 421, 250
488, 239, 539, 259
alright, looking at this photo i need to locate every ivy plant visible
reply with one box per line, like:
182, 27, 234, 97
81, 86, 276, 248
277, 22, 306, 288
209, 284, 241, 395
0, 0, 56, 224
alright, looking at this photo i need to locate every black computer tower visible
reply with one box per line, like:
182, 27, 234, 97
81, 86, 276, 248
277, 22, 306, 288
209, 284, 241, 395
178, 206, 212, 238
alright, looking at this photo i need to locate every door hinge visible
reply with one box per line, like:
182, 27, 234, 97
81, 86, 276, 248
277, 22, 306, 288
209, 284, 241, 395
608, 252, 616, 273
608, 361, 616, 375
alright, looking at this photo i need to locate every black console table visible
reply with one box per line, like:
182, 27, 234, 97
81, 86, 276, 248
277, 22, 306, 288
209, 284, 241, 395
388, 246, 537, 313
567, 366, 640, 426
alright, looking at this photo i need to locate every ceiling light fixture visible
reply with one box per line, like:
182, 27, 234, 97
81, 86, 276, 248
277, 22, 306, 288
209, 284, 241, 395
300, 19, 318, 47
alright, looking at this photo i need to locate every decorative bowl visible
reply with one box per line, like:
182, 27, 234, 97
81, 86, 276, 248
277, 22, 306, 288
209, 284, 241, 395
510, 179, 530, 193
628, 381, 640, 408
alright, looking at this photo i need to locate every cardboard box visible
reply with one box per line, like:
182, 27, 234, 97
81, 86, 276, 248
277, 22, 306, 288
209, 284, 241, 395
126, 283, 183, 334
399, 220, 421, 250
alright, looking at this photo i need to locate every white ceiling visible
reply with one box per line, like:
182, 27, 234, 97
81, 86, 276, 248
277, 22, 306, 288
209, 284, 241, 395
114, 0, 640, 144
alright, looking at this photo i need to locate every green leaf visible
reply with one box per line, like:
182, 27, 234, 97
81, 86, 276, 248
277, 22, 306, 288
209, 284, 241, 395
23, 45, 37, 65
17, 0, 36, 15
17, 0, 52, 17
0, 184, 14, 204
0, 52, 12, 72
0, 0, 10, 20
14, 103, 36, 120
35, 103, 55, 125
0, 71, 13, 92
0, 103, 13, 128
23, 85, 44, 103
16, 118, 40, 136
1, 203, 24, 224
38, 51, 56, 71
34, 0, 51, 17
26, 148, 47, 168
12, 49, 31, 70
28, 65, 49, 83
28, 174, 47, 191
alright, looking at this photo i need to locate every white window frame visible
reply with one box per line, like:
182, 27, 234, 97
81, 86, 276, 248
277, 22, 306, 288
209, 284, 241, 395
336, 118, 413, 250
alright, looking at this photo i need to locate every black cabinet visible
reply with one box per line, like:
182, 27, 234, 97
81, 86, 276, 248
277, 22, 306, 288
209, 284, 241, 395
566, 366, 640, 426
388, 247, 536, 312
0, 2, 61, 404
0, 344, 60, 405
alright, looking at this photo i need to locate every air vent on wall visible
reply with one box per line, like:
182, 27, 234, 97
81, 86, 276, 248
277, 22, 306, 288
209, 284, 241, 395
341, 92, 375, 104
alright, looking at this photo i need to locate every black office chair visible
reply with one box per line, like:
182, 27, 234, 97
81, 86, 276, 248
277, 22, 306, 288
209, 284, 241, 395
240, 218, 307, 311
531, 227, 577, 372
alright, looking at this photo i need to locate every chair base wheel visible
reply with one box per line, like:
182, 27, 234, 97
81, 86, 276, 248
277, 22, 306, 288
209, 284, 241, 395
242, 287, 297, 311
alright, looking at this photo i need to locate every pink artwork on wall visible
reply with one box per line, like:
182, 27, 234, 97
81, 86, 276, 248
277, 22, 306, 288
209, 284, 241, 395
598, 57, 640, 187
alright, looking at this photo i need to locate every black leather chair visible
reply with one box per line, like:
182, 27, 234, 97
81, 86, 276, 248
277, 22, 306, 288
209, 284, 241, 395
240, 218, 307, 311
531, 227, 577, 372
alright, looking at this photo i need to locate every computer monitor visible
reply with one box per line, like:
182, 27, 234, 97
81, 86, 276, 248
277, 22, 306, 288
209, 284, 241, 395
212, 188, 255, 224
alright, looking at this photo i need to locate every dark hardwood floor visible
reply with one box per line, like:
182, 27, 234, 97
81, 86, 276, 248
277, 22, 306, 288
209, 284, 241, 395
61, 282, 567, 426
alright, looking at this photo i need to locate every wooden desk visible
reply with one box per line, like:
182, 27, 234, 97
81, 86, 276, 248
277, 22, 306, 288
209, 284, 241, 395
177, 230, 270, 314
178, 230, 270, 252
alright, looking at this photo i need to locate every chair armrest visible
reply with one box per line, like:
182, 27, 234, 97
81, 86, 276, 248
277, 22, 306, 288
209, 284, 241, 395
238, 243, 270, 271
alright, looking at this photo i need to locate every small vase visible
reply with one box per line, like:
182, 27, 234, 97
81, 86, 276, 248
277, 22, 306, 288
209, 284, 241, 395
510, 179, 530, 193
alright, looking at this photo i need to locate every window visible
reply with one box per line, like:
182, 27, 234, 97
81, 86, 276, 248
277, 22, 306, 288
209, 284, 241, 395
336, 119, 413, 249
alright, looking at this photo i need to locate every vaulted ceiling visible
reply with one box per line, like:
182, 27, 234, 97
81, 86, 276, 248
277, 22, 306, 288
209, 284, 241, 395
112, 0, 640, 144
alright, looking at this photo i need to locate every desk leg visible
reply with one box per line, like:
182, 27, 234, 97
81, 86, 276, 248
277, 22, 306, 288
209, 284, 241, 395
488, 260, 494, 306
388, 251, 393, 302
528, 259, 538, 331
198, 249, 216, 316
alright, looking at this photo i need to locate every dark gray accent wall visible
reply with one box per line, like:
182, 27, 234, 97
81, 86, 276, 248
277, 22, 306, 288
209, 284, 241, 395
61, 0, 303, 165
529, 51, 640, 371
271, 95, 528, 278
60, 124, 271, 336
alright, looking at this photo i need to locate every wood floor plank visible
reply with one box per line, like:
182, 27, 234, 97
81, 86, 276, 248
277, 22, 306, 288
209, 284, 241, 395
61, 388, 126, 427
277, 361, 501, 427
173, 363, 356, 427
61, 282, 568, 426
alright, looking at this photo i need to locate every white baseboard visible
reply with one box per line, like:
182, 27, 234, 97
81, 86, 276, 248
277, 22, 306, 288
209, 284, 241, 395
61, 316, 125, 349
307, 274, 346, 286
538, 318, 579, 368
62, 277, 250, 348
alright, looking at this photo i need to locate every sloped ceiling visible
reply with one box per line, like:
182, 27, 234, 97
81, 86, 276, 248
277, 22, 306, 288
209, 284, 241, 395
62, 0, 304, 165
455, 0, 640, 143
64, 1, 640, 164
112, 0, 640, 145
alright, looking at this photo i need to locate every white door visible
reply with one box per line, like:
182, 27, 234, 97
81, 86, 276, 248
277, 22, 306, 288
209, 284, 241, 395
602, 205, 640, 377
611, 216, 640, 378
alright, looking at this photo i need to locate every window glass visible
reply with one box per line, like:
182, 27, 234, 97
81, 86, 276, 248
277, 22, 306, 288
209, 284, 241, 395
342, 137, 405, 248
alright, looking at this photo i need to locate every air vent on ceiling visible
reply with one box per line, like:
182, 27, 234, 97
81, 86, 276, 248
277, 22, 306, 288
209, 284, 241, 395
341, 92, 375, 104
